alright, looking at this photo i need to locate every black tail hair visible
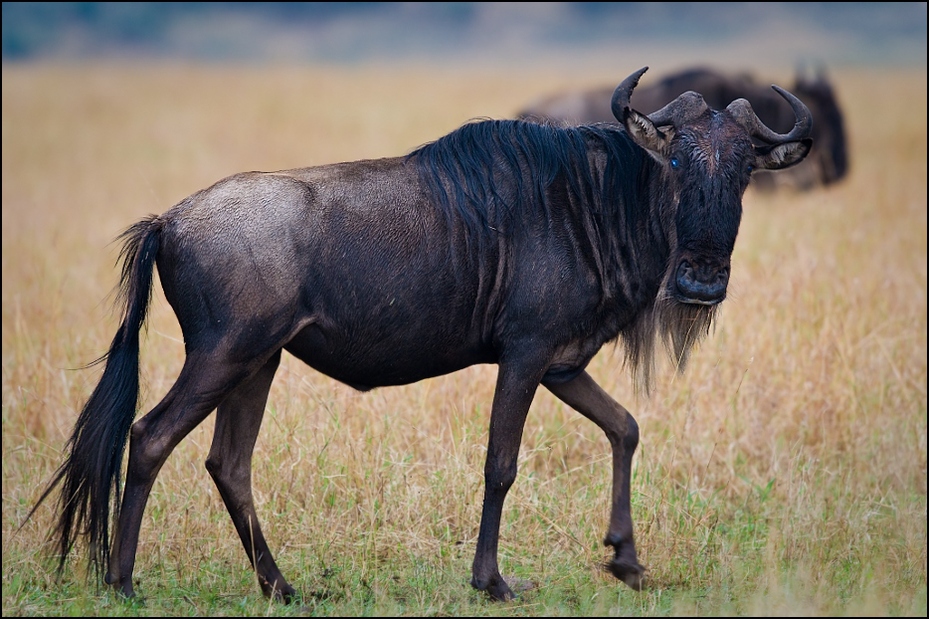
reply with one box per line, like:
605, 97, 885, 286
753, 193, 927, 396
24, 215, 162, 580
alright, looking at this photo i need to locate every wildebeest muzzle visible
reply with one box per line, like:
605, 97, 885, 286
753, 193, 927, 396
673, 256, 730, 305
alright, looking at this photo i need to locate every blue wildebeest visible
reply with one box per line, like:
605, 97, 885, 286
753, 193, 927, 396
518, 65, 845, 192
28, 67, 812, 603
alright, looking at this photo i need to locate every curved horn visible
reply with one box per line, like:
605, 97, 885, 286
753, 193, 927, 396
611, 66, 709, 129
611, 66, 649, 120
726, 85, 813, 143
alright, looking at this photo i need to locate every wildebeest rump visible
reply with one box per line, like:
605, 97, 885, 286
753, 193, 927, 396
28, 67, 812, 603
518, 65, 846, 192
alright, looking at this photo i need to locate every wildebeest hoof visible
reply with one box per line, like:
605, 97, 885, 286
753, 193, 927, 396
484, 581, 515, 602
472, 573, 535, 602
259, 578, 298, 603
607, 558, 646, 590
104, 572, 137, 600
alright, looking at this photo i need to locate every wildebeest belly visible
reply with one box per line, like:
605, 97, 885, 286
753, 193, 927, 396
283, 318, 496, 391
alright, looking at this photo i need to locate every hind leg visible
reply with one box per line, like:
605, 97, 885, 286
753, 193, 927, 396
105, 349, 268, 599
204, 350, 297, 602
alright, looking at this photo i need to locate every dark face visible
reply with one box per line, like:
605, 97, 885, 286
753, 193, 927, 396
616, 79, 811, 309
666, 111, 755, 305
611, 67, 812, 368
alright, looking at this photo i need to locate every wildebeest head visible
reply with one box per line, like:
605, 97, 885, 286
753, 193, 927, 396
614, 67, 812, 365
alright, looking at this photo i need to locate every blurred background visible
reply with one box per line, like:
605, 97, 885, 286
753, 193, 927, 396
2, 4, 926, 616
3, 2, 926, 70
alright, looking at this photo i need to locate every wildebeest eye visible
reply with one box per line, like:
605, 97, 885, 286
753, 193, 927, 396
747, 164, 755, 174
670, 157, 681, 169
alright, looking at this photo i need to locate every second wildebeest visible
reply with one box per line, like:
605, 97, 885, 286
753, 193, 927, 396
518, 65, 846, 192
29, 67, 812, 603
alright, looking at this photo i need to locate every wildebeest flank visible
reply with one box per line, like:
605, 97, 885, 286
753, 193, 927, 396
518, 66, 847, 192
27, 67, 812, 603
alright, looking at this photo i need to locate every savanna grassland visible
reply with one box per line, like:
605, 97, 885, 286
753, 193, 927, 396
2, 62, 926, 616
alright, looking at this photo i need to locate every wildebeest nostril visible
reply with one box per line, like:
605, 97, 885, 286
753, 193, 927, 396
675, 260, 729, 304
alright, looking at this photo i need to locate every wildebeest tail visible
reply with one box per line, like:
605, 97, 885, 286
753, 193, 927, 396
25, 215, 163, 579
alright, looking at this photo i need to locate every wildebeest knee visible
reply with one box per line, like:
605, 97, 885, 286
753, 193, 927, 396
128, 420, 170, 474
485, 460, 518, 493
129, 417, 148, 442
204, 455, 222, 478
624, 413, 640, 453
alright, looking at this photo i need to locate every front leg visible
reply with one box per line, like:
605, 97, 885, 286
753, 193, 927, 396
471, 360, 544, 601
543, 370, 646, 590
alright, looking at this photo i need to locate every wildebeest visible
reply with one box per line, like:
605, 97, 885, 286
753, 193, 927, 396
28, 66, 812, 603
518, 65, 846, 192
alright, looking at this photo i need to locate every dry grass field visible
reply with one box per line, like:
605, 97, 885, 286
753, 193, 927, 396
2, 62, 926, 616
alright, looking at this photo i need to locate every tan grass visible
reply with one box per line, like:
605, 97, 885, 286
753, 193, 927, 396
2, 62, 926, 615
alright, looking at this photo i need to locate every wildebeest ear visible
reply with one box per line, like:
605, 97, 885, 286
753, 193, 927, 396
623, 108, 673, 162
754, 137, 813, 170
